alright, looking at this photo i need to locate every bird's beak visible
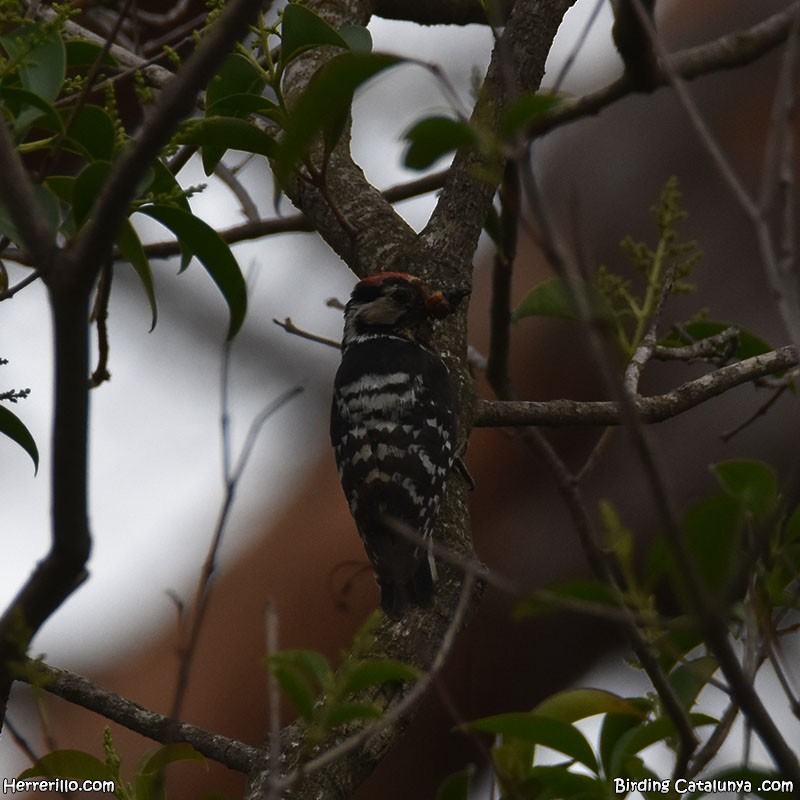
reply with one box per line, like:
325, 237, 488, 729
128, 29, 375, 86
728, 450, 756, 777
424, 286, 471, 318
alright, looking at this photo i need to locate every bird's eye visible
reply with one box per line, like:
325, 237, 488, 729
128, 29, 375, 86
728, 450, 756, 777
391, 286, 416, 305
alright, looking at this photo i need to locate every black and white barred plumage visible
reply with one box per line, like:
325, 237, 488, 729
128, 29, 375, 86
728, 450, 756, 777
330, 272, 469, 618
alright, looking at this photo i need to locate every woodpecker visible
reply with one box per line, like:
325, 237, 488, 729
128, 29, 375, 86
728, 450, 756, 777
330, 272, 469, 619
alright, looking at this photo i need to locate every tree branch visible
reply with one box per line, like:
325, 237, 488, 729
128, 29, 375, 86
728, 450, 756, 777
527, 2, 800, 139
374, 0, 512, 26
18, 660, 261, 773
474, 346, 799, 427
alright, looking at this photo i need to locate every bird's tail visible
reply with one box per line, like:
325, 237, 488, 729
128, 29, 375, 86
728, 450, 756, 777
379, 558, 434, 620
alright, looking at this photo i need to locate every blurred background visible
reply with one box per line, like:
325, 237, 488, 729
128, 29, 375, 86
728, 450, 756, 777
1, 0, 799, 796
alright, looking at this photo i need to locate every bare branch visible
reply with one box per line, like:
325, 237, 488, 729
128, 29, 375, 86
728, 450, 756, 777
17, 660, 261, 773
273, 317, 340, 349
171, 385, 301, 721
0, 269, 40, 300
475, 345, 798, 427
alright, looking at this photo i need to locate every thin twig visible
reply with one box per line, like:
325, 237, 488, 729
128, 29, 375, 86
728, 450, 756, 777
170, 383, 301, 721
720, 384, 789, 442
653, 326, 740, 362
265, 601, 282, 800
273, 317, 341, 349
88, 263, 113, 388
485, 162, 518, 400
216, 162, 261, 223
686, 701, 740, 779
551, 0, 606, 92
574, 426, 616, 482
0, 269, 40, 300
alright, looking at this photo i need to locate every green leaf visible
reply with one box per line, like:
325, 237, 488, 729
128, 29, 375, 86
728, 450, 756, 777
608, 714, 716, 777
175, 117, 277, 175
403, 116, 476, 170
275, 51, 402, 181
0, 182, 60, 246
512, 276, 613, 323
1, 25, 66, 102
280, 3, 350, 66
600, 500, 635, 575
206, 52, 266, 112
492, 737, 535, 786
339, 25, 373, 54
599, 712, 644, 779
20, 750, 116, 783
0, 86, 61, 136
520, 766, 607, 800
65, 38, 119, 70
0, 403, 39, 473
117, 219, 157, 331
63, 104, 117, 161
435, 766, 474, 800
202, 51, 267, 173
137, 742, 206, 776
514, 578, 617, 619
682, 495, 743, 596
340, 658, 419, 695
467, 713, 599, 774
649, 494, 744, 606
712, 459, 779, 521
147, 157, 192, 213
137, 205, 247, 339
268, 649, 333, 720
669, 654, 718, 711
501, 92, 561, 139
649, 622, 704, 676
271, 663, 318, 721
323, 701, 381, 728
205, 93, 282, 123
133, 743, 206, 800
533, 689, 646, 724
271, 649, 333, 687
72, 160, 112, 227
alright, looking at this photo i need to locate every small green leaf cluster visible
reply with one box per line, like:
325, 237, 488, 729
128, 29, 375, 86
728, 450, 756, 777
268, 615, 419, 750
403, 92, 561, 173
649, 460, 800, 617
454, 687, 690, 800
19, 727, 206, 800
596, 176, 701, 357
487, 459, 800, 798
174, 2, 399, 189
0, 13, 247, 339
512, 178, 704, 361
